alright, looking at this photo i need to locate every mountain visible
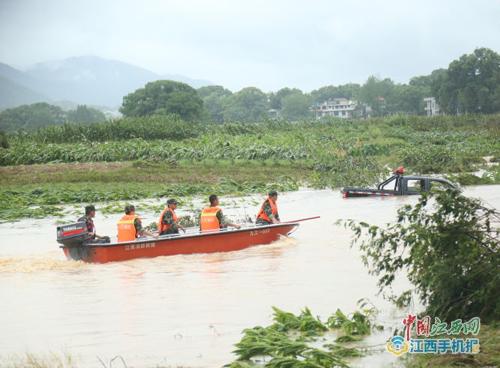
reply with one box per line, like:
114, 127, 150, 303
25, 56, 212, 107
0, 56, 213, 109
0, 63, 49, 109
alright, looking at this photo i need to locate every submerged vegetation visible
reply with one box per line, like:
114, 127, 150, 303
228, 303, 379, 367
0, 114, 499, 221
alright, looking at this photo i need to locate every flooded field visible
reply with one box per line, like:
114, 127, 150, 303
0, 186, 498, 367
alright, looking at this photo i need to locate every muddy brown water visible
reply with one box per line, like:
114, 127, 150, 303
0, 186, 498, 367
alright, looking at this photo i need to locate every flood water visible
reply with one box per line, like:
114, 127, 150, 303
0, 186, 499, 367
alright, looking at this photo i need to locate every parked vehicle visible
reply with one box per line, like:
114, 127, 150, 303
341, 167, 455, 198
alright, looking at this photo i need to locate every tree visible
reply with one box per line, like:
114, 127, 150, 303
0, 102, 66, 132
120, 80, 203, 121
0, 130, 8, 148
67, 105, 106, 124
281, 91, 313, 121
222, 87, 269, 122
310, 84, 360, 104
269, 87, 303, 110
433, 48, 500, 114
392, 84, 427, 115
197, 85, 232, 122
359, 76, 397, 116
347, 189, 500, 321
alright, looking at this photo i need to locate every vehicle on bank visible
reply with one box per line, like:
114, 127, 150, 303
57, 221, 303, 263
341, 167, 455, 198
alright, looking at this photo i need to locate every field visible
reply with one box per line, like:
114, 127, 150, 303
1, 114, 499, 221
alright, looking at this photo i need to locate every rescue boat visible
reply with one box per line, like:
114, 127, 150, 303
57, 222, 301, 263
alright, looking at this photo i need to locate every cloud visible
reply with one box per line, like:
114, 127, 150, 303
1, 0, 499, 91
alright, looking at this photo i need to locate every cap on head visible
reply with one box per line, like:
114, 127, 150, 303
268, 190, 278, 197
85, 204, 96, 215
167, 198, 178, 205
125, 204, 135, 214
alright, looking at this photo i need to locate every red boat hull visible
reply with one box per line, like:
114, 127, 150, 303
61, 223, 298, 263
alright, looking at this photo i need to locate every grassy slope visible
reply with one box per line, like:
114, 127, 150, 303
404, 324, 500, 368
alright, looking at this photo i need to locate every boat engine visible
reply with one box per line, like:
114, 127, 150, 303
56, 222, 92, 247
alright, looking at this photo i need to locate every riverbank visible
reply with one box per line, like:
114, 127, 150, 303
1, 159, 499, 222
404, 324, 500, 368
0, 160, 309, 221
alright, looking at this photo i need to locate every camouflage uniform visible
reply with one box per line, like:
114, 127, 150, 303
160, 210, 179, 235
256, 200, 280, 225
78, 215, 110, 243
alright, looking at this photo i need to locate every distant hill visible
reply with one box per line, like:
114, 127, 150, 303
0, 75, 48, 110
0, 56, 213, 109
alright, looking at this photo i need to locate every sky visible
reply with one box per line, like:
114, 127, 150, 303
0, 0, 499, 91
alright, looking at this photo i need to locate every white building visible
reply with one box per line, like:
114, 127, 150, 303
424, 97, 441, 116
313, 98, 357, 119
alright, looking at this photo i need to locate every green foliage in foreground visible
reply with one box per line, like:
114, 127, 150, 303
404, 324, 500, 368
228, 305, 378, 368
0, 130, 8, 148
346, 189, 500, 322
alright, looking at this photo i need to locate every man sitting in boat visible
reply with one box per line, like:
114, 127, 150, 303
78, 205, 110, 243
256, 190, 280, 225
158, 198, 185, 235
117, 205, 157, 242
200, 194, 241, 232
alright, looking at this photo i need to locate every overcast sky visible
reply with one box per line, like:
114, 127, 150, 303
0, 0, 499, 91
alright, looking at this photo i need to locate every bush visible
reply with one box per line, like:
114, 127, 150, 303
0, 130, 8, 148
347, 189, 500, 321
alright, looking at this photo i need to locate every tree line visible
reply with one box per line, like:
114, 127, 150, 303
120, 47, 500, 122
0, 103, 106, 132
1, 47, 498, 132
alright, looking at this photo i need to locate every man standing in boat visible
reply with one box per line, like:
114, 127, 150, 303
158, 198, 185, 235
78, 205, 110, 243
117, 204, 157, 242
200, 194, 241, 231
256, 190, 280, 225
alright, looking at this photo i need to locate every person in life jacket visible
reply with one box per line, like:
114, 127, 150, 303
158, 198, 185, 235
256, 190, 280, 225
117, 204, 157, 242
200, 194, 241, 232
78, 204, 110, 243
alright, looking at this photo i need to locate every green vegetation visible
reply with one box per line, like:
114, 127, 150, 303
0, 102, 106, 132
228, 304, 378, 367
0, 130, 8, 148
403, 324, 500, 368
433, 48, 500, 114
208, 48, 499, 121
198, 85, 232, 122
222, 87, 269, 122
0, 162, 301, 221
346, 189, 500, 322
1, 113, 499, 221
120, 80, 203, 120
66, 105, 106, 124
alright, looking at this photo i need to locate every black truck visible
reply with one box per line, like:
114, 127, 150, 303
341, 168, 455, 198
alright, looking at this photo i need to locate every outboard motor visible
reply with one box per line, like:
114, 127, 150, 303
57, 222, 92, 247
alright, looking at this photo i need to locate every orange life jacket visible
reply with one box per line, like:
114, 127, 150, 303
256, 197, 278, 223
157, 207, 178, 233
117, 214, 139, 242
200, 206, 221, 231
